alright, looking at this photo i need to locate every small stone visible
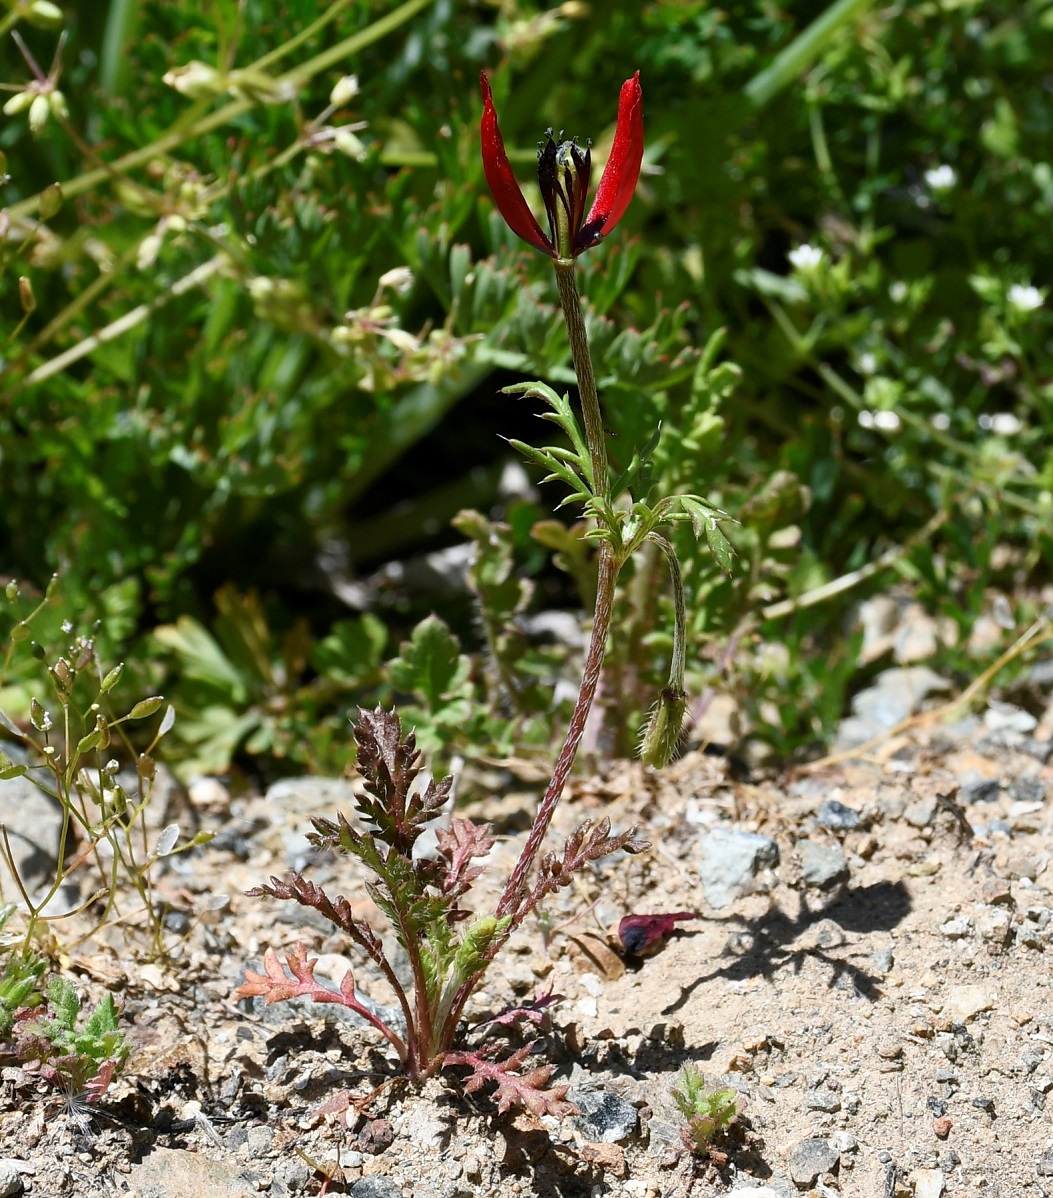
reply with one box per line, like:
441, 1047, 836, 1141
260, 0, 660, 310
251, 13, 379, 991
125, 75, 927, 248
870, 947, 895, 976
578, 1143, 627, 1178
933, 1117, 952, 1140
806, 1088, 841, 1113
946, 984, 994, 1022
698, 827, 779, 909
970, 1095, 995, 1114
351, 1181, 404, 1198
876, 1040, 903, 1061
798, 840, 849, 889
939, 916, 973, 939
787, 1137, 839, 1186
913, 1166, 945, 1198
571, 1091, 639, 1143
1038, 1152, 1053, 1177
975, 906, 1012, 946
246, 1125, 274, 1155
817, 800, 861, 831
984, 702, 1037, 734
1009, 776, 1046, 803
903, 796, 938, 828
959, 776, 1000, 804
981, 878, 1013, 905
935, 1033, 957, 1061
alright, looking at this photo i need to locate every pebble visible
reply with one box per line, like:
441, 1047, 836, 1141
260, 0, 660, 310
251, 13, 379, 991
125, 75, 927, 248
959, 776, 1000, 804
913, 1167, 945, 1198
698, 827, 779, 909
946, 984, 994, 1022
817, 799, 861, 831
939, 916, 972, 939
974, 906, 1012, 946
806, 1088, 842, 1113
350, 1180, 404, 1198
798, 840, 849, 889
870, 947, 895, 976
903, 796, 937, 828
787, 1137, 839, 1186
570, 1090, 639, 1143
1008, 776, 1046, 803
933, 1117, 952, 1140
835, 666, 950, 748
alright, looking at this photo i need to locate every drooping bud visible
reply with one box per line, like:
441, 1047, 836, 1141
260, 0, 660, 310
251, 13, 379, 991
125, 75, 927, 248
28, 94, 51, 134
163, 61, 225, 100
639, 687, 688, 769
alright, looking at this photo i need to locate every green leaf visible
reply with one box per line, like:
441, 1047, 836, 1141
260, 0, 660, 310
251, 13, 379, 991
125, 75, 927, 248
388, 616, 472, 713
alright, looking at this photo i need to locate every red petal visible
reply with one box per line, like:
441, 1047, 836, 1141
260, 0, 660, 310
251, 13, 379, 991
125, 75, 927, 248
582, 71, 643, 247
479, 73, 554, 257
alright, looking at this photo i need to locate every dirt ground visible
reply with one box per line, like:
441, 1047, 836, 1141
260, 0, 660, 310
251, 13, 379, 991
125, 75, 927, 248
1, 708, 1052, 1198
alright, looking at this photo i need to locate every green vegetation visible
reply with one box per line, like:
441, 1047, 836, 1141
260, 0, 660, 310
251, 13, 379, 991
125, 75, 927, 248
1, 0, 1050, 785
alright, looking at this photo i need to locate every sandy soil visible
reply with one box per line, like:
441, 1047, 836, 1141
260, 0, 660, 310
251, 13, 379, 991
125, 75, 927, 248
1, 713, 1051, 1198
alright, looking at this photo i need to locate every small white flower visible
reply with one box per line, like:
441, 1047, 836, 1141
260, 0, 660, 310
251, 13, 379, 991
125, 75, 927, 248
980, 412, 1022, 436
873, 410, 901, 432
858, 352, 878, 375
931, 413, 951, 431
1007, 283, 1044, 313
788, 243, 824, 271
924, 164, 957, 193
889, 281, 909, 303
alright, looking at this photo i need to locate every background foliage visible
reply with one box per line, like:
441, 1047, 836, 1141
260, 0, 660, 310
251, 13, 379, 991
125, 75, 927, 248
1, 0, 1050, 781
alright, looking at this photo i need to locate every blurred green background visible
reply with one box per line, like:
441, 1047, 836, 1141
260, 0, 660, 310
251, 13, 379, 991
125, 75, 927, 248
1, 0, 1050, 781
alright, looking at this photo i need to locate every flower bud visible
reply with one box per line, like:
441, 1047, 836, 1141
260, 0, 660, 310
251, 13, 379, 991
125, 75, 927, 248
39, 182, 63, 219
163, 61, 225, 100
48, 89, 69, 122
332, 129, 367, 161
28, 94, 51, 134
3, 91, 34, 116
26, 0, 64, 29
639, 687, 688, 769
227, 67, 294, 105
18, 276, 35, 314
329, 74, 359, 108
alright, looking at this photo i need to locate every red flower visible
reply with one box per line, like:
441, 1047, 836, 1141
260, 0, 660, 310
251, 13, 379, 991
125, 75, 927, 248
479, 71, 643, 262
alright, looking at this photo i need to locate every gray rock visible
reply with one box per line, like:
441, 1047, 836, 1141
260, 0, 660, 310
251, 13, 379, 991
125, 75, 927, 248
787, 1137, 839, 1186
959, 775, 1000, 804
806, 1088, 842, 1113
351, 1181, 404, 1198
798, 841, 849, 889
1009, 776, 1046, 803
265, 776, 360, 812
870, 947, 894, 976
816, 800, 860, 831
0, 1161, 21, 1198
835, 667, 950, 749
699, 827, 779, 909
571, 1090, 639, 1143
0, 743, 77, 914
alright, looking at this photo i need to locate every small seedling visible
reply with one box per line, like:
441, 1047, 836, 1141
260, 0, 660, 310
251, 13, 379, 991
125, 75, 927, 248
14, 975, 130, 1102
672, 1064, 739, 1157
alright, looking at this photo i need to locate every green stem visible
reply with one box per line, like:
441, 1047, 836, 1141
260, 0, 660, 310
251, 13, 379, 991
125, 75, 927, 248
744, 0, 876, 110
554, 262, 609, 502
646, 533, 686, 693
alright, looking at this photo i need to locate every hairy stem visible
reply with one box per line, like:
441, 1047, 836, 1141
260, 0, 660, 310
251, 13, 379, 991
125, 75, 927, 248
497, 539, 618, 920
